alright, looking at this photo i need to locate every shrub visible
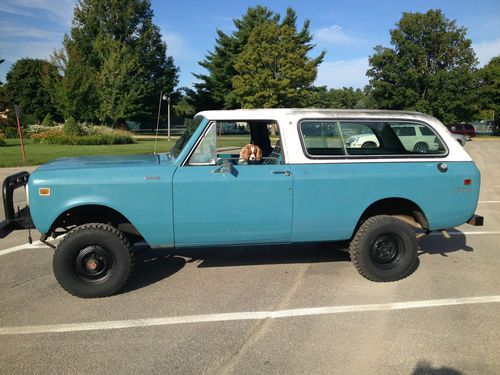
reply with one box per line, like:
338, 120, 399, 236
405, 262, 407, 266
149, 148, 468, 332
26, 124, 63, 137
3, 127, 18, 138
63, 117, 80, 136
31, 127, 134, 145
0, 132, 6, 147
41, 113, 55, 127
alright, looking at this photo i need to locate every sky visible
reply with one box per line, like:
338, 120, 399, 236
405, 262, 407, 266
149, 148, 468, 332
0, 0, 499, 90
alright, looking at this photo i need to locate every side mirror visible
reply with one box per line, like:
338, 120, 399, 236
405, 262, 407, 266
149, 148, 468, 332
223, 158, 232, 173
212, 159, 233, 174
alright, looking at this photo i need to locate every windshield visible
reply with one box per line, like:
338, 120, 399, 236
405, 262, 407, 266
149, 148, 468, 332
169, 115, 207, 158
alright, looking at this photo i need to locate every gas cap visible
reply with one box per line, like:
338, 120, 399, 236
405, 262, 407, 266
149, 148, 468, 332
437, 163, 448, 173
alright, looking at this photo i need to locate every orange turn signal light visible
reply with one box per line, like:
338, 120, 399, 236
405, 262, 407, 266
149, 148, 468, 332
39, 188, 51, 196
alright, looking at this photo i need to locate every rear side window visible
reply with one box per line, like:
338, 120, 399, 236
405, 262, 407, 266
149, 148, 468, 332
300, 122, 344, 155
299, 120, 446, 157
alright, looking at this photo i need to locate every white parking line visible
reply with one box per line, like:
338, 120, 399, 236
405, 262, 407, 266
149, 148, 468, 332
1, 295, 499, 336
0, 241, 48, 256
478, 200, 500, 203
429, 231, 500, 236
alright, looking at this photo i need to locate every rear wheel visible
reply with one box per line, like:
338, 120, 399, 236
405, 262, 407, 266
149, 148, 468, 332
361, 141, 377, 149
413, 142, 429, 153
53, 223, 133, 298
349, 215, 418, 282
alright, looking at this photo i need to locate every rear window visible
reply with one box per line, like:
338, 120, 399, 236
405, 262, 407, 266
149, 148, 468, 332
299, 120, 447, 157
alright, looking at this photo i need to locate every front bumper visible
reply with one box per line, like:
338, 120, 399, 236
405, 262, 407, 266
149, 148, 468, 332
0, 171, 35, 238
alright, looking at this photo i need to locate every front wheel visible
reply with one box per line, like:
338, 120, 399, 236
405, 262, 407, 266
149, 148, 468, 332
349, 215, 418, 282
53, 223, 133, 298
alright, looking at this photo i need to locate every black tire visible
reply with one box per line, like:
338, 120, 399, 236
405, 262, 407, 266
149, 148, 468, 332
53, 223, 133, 298
361, 141, 377, 149
349, 215, 418, 282
413, 142, 429, 153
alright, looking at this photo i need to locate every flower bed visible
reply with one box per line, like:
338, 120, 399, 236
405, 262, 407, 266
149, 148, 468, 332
29, 125, 134, 145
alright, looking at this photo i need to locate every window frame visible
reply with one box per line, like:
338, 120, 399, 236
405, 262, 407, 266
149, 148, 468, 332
182, 119, 285, 166
182, 120, 217, 166
297, 118, 449, 160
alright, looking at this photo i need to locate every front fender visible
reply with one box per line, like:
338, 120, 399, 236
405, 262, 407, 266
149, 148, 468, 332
29, 165, 176, 247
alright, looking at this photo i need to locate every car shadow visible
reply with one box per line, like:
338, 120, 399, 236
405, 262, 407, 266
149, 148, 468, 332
418, 229, 473, 257
166, 242, 350, 268
412, 360, 463, 374
121, 230, 472, 293
122, 242, 351, 293
121, 246, 187, 293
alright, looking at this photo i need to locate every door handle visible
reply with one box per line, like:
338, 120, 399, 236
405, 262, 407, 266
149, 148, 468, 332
272, 170, 291, 176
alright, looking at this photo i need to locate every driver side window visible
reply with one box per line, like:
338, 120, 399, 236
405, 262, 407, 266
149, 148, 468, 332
189, 122, 217, 165
189, 120, 283, 166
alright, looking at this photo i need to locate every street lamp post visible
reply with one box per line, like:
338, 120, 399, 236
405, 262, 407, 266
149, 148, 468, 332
167, 96, 171, 141
154, 91, 168, 154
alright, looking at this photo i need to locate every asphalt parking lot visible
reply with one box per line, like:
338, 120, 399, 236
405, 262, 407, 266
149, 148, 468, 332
1, 140, 500, 374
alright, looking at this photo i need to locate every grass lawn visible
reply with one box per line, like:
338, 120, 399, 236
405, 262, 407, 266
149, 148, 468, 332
0, 138, 178, 167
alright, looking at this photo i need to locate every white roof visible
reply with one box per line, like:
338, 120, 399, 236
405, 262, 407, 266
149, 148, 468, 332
197, 108, 436, 122
196, 108, 472, 164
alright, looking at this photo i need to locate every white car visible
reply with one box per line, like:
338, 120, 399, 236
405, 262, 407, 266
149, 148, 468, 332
345, 124, 441, 153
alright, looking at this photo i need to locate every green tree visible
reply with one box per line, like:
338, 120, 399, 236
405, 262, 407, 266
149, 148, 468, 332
4, 58, 59, 122
477, 56, 500, 125
63, 116, 81, 135
0, 84, 8, 112
95, 35, 151, 125
232, 21, 323, 108
172, 88, 196, 124
42, 113, 55, 126
193, 6, 278, 110
193, 6, 322, 110
313, 87, 368, 109
52, 0, 178, 124
48, 43, 98, 122
366, 9, 478, 123
0, 58, 5, 85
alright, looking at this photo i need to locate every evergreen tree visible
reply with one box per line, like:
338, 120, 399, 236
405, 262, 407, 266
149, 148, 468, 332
193, 6, 278, 110
232, 22, 323, 108
193, 6, 322, 110
63, 116, 81, 135
366, 9, 478, 123
42, 113, 55, 127
52, 0, 178, 124
313, 87, 368, 109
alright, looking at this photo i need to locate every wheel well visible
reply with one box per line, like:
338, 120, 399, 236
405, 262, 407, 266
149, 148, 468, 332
357, 198, 429, 233
50, 205, 142, 240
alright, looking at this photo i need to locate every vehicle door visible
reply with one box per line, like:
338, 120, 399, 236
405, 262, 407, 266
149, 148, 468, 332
172, 121, 293, 247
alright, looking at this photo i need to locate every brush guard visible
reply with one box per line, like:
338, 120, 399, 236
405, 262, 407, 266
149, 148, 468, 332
0, 171, 34, 238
